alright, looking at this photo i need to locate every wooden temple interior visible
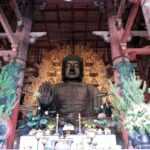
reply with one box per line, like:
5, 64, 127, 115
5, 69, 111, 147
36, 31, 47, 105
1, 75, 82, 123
0, 0, 150, 149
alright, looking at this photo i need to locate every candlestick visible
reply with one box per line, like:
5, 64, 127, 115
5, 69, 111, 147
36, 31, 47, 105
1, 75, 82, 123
55, 113, 59, 135
78, 113, 82, 134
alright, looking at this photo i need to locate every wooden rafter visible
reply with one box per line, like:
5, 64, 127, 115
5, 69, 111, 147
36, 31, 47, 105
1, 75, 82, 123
35, 20, 97, 24
42, 7, 97, 12
121, 1, 140, 43
84, 4, 88, 46
9, 0, 23, 25
92, 30, 148, 42
32, 40, 107, 50
71, 4, 75, 53
0, 6, 17, 50
56, 4, 63, 41
124, 46, 150, 57
56, 4, 61, 29
117, 0, 127, 18
42, 11, 51, 50
141, 0, 150, 36
0, 50, 16, 57
0, 32, 47, 38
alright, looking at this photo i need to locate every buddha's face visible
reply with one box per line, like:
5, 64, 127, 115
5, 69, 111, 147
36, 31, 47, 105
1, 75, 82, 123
65, 60, 80, 79
62, 56, 83, 82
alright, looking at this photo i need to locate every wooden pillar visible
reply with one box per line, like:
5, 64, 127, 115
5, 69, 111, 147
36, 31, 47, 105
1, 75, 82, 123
108, 16, 125, 83
108, 16, 129, 149
6, 6, 32, 149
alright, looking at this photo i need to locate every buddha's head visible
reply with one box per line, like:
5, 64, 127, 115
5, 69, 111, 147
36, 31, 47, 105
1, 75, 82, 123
62, 55, 83, 82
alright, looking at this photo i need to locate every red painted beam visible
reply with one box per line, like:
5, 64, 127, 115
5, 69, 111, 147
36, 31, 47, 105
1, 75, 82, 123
108, 16, 122, 84
123, 46, 150, 60
125, 46, 150, 55
121, 1, 140, 43
117, 0, 127, 18
108, 16, 130, 149
128, 0, 150, 36
0, 50, 16, 56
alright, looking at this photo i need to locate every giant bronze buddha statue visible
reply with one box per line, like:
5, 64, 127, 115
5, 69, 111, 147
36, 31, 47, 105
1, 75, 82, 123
38, 55, 100, 117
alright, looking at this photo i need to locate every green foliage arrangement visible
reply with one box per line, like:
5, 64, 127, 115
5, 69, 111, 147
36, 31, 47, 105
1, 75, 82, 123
18, 112, 55, 132
124, 103, 150, 133
110, 72, 146, 114
0, 61, 23, 117
110, 61, 150, 133
113, 60, 134, 79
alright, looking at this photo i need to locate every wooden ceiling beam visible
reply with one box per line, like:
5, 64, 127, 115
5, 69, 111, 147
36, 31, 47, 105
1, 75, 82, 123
121, 1, 140, 43
31, 44, 107, 49
9, 0, 23, 26
84, 4, 88, 46
0, 6, 17, 50
56, 4, 63, 40
35, 20, 97, 24
0, 50, 16, 57
124, 46, 150, 60
36, 38, 106, 42
42, 7, 98, 12
117, 0, 127, 18
41, 11, 51, 50
96, 8, 104, 51
93, 30, 149, 42
56, 4, 61, 29
141, 0, 150, 36
33, 30, 98, 34
0, 32, 47, 39
32, 39, 107, 49
71, 4, 75, 53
